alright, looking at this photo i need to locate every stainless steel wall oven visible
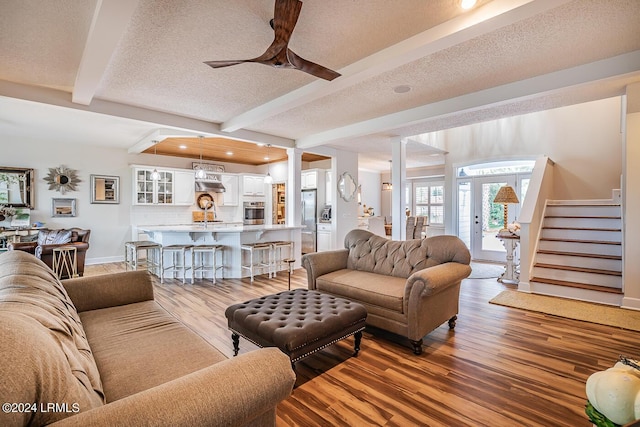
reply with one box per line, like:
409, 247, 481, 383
243, 201, 265, 225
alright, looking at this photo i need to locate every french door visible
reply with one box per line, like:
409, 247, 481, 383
458, 174, 529, 262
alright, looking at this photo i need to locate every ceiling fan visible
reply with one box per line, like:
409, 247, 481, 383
204, 0, 341, 81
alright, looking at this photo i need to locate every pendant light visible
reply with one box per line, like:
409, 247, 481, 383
194, 135, 207, 179
150, 140, 161, 181
382, 160, 392, 191
264, 144, 273, 184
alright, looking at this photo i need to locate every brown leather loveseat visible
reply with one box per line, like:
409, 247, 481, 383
8, 228, 90, 277
301, 229, 471, 355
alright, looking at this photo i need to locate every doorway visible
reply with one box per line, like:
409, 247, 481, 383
458, 171, 530, 262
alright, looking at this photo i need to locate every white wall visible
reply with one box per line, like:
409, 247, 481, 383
333, 151, 359, 248
623, 84, 640, 309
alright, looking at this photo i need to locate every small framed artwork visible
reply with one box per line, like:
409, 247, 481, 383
90, 174, 120, 204
52, 198, 76, 217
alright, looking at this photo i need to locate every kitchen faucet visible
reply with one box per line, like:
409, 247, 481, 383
203, 199, 217, 229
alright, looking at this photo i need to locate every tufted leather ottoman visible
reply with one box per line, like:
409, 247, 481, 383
225, 289, 367, 364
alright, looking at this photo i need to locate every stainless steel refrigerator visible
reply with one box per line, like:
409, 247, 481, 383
301, 189, 317, 253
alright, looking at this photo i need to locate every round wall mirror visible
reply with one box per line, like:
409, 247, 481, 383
44, 166, 80, 195
337, 172, 357, 202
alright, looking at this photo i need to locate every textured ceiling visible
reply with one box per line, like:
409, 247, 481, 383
1, 0, 639, 171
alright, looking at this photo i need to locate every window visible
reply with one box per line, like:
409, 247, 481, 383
413, 181, 444, 226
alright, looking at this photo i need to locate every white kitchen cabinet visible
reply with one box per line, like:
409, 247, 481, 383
301, 170, 318, 189
133, 167, 174, 205
174, 170, 195, 205
242, 175, 265, 196
220, 174, 239, 206
317, 222, 332, 252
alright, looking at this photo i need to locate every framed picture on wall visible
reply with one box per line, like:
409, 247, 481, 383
90, 174, 120, 204
52, 198, 76, 217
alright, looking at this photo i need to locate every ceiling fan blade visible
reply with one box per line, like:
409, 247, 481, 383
287, 49, 341, 81
204, 60, 251, 69
272, 0, 302, 45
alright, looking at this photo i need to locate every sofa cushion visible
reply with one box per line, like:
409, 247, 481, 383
0, 251, 105, 426
79, 300, 228, 402
316, 269, 406, 313
345, 230, 471, 278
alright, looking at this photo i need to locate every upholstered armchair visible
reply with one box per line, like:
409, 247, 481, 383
8, 228, 90, 277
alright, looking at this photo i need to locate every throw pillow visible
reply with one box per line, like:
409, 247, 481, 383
35, 230, 72, 259
38, 230, 72, 246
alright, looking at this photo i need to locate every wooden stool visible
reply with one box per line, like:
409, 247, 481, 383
190, 244, 224, 284
160, 244, 193, 284
241, 242, 272, 282
283, 258, 295, 290
125, 241, 161, 276
52, 246, 78, 279
270, 240, 294, 278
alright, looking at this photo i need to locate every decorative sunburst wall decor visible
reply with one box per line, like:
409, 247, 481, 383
44, 166, 81, 194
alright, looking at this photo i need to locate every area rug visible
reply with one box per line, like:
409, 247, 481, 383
468, 262, 504, 279
489, 290, 640, 332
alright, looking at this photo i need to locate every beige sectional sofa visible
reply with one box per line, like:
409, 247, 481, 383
0, 251, 295, 427
301, 229, 471, 355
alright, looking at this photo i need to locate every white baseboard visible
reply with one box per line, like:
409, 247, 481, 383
86, 256, 123, 265
517, 281, 531, 292
621, 296, 640, 311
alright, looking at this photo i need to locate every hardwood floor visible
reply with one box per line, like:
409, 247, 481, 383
84, 263, 640, 426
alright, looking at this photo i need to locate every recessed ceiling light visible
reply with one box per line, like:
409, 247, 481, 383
179, 144, 187, 149
264, 156, 270, 161
226, 151, 233, 156
461, 0, 477, 10
393, 85, 411, 94
256, 143, 265, 147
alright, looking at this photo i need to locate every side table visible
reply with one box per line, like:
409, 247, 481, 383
52, 246, 78, 279
496, 233, 520, 285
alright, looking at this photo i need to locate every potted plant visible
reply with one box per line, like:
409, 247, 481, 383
0, 204, 17, 222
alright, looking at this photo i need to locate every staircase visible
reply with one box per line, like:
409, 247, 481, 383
530, 201, 623, 306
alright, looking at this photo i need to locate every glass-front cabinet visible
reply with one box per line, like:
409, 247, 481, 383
134, 168, 174, 205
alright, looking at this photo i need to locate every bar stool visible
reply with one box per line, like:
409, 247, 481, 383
241, 242, 272, 282
125, 241, 161, 276
284, 258, 295, 290
190, 244, 224, 284
160, 244, 193, 284
270, 241, 294, 278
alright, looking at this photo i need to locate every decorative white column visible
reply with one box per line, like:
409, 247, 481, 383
391, 137, 406, 240
622, 83, 640, 309
286, 148, 303, 227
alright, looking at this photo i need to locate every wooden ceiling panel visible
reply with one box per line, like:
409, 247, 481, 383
142, 137, 329, 166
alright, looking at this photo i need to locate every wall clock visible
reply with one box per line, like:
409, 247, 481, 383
44, 166, 81, 194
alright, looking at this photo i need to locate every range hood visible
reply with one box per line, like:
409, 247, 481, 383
195, 179, 225, 193
195, 173, 226, 193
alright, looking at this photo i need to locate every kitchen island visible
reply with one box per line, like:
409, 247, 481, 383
136, 223, 303, 280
